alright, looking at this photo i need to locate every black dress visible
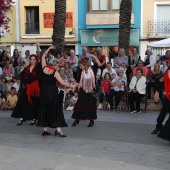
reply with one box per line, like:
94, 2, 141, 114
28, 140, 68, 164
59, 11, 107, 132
158, 116, 170, 142
11, 69, 39, 120
36, 69, 68, 128
71, 88, 97, 120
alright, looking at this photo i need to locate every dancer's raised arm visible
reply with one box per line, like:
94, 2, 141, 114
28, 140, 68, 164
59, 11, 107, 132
90, 54, 102, 67
41, 45, 56, 68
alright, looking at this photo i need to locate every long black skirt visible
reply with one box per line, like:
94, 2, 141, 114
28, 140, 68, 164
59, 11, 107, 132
71, 88, 97, 120
11, 89, 39, 120
158, 116, 170, 142
36, 90, 68, 128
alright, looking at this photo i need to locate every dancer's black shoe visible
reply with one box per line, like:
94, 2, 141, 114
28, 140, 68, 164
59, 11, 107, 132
55, 130, 66, 137
151, 128, 160, 134
17, 119, 26, 126
71, 120, 79, 127
30, 119, 36, 125
87, 120, 94, 127
42, 130, 51, 136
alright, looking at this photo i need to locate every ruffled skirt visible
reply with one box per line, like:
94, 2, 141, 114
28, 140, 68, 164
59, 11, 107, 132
11, 89, 39, 120
36, 89, 68, 128
71, 88, 97, 120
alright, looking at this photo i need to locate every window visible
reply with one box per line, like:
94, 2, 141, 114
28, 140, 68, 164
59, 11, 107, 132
25, 7, 39, 34
91, 0, 108, 11
88, 0, 122, 12
112, 0, 121, 10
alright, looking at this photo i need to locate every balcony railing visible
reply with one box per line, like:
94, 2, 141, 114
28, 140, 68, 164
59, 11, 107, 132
25, 23, 39, 34
148, 20, 170, 36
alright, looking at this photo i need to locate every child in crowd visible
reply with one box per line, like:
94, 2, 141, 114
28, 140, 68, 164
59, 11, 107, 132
5, 77, 13, 96
12, 78, 20, 93
0, 90, 6, 109
66, 90, 78, 111
3, 87, 18, 110
98, 73, 111, 110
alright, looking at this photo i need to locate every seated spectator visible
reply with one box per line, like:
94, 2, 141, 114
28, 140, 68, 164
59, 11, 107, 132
10, 49, 22, 75
12, 78, 20, 93
59, 53, 68, 68
114, 48, 128, 70
98, 73, 111, 110
127, 47, 140, 82
161, 60, 168, 74
94, 47, 106, 73
128, 47, 141, 68
133, 60, 148, 78
156, 54, 161, 64
64, 62, 73, 77
5, 77, 14, 96
46, 51, 54, 64
102, 62, 117, 80
147, 63, 164, 99
0, 78, 6, 93
3, 87, 18, 110
108, 68, 127, 110
119, 61, 128, 78
143, 49, 156, 77
129, 69, 146, 113
159, 50, 170, 61
0, 50, 9, 68
20, 50, 30, 72
66, 90, 78, 111
79, 47, 92, 61
0, 90, 6, 109
67, 50, 78, 80
3, 61, 15, 78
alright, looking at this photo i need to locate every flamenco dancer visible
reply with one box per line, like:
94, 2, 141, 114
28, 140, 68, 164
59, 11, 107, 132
11, 54, 40, 126
36, 46, 77, 137
71, 54, 102, 127
154, 65, 170, 143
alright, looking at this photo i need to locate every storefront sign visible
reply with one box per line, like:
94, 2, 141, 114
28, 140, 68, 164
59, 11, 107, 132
43, 12, 73, 28
80, 29, 139, 46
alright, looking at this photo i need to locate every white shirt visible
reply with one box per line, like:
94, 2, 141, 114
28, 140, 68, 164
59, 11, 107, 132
102, 68, 117, 78
13, 82, 20, 92
129, 76, 146, 94
96, 68, 101, 79
112, 76, 127, 91
22, 57, 30, 68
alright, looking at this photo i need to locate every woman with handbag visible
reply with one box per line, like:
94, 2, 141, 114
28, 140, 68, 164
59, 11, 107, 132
71, 54, 102, 127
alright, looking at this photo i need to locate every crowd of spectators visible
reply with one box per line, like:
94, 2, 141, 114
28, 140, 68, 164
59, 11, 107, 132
0, 46, 170, 113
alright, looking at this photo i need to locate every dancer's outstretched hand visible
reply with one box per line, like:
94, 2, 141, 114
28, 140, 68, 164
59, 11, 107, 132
70, 83, 78, 90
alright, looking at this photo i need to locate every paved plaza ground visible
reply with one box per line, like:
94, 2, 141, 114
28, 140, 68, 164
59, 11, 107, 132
0, 110, 169, 170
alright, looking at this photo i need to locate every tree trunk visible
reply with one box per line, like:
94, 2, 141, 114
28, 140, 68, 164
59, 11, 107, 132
118, 0, 132, 56
52, 0, 66, 53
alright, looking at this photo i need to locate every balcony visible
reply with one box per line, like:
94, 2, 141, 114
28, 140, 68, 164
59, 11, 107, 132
25, 23, 39, 34
148, 20, 170, 37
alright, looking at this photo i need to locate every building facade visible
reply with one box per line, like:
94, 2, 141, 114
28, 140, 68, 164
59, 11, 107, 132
77, 0, 141, 58
0, 4, 17, 56
3, 0, 78, 57
140, 0, 170, 57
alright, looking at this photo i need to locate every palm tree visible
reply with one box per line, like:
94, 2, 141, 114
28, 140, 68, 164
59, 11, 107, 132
118, 0, 132, 56
52, 0, 66, 52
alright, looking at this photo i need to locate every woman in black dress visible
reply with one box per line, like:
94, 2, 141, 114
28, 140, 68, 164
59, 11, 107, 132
11, 54, 40, 126
71, 54, 102, 127
36, 46, 77, 137
154, 66, 170, 143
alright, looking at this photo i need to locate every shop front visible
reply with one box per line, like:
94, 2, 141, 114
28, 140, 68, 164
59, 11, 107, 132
80, 29, 139, 60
